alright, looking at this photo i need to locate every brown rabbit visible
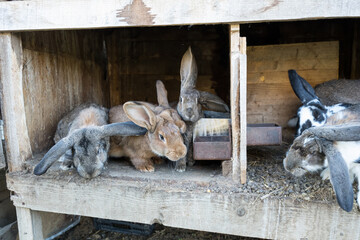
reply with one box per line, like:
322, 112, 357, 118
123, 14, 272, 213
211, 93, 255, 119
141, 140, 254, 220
109, 80, 187, 172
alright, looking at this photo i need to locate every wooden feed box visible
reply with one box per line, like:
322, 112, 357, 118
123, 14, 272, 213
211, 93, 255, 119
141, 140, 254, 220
1, 2, 360, 240
193, 120, 282, 160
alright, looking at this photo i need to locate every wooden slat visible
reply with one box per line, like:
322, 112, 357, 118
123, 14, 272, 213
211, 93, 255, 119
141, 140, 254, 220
0, 33, 32, 172
230, 24, 240, 183
239, 37, 247, 184
246, 41, 339, 127
7, 170, 360, 240
0, 0, 360, 31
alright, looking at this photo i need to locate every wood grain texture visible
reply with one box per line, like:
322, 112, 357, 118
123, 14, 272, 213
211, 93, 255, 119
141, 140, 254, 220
239, 37, 247, 184
247, 41, 339, 127
0, 0, 360, 31
21, 31, 109, 153
0, 33, 32, 172
230, 24, 240, 183
7, 165, 360, 240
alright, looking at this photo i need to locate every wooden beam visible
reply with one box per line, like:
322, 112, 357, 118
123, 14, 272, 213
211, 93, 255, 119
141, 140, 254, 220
15, 207, 79, 240
230, 24, 240, 183
0, 0, 360, 31
0, 33, 32, 172
239, 37, 247, 184
7, 170, 360, 240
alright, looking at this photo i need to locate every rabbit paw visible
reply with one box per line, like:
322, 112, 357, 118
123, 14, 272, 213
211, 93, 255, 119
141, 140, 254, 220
136, 163, 155, 172
175, 158, 186, 172
321, 168, 330, 180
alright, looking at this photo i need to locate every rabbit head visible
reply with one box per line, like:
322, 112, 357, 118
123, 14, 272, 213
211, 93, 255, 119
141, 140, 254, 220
284, 123, 360, 212
177, 47, 229, 123
124, 101, 187, 161
34, 119, 147, 178
283, 131, 325, 177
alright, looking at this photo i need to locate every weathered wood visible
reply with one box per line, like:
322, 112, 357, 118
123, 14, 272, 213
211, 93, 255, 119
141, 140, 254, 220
0, 0, 360, 31
239, 37, 247, 184
15, 207, 77, 240
21, 31, 109, 153
230, 24, 240, 183
247, 41, 339, 127
0, 33, 32, 172
7, 166, 360, 240
16, 207, 41, 240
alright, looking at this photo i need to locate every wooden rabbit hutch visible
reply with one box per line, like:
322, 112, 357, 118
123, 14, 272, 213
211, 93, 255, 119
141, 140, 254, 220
1, 1, 360, 239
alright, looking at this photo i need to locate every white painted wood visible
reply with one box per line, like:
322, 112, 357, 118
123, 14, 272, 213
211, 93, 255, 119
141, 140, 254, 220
0, 34, 32, 172
0, 0, 360, 31
7, 170, 360, 240
239, 37, 247, 184
230, 24, 240, 183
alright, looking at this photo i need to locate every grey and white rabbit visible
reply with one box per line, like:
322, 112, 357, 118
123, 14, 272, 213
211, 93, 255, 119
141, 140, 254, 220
284, 79, 360, 212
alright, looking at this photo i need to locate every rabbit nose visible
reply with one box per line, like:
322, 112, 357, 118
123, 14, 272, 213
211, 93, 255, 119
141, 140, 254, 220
186, 108, 193, 115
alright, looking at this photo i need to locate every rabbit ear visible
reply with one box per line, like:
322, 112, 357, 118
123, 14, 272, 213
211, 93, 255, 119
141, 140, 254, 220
180, 47, 198, 90
307, 124, 360, 141
156, 80, 170, 107
199, 91, 230, 112
320, 139, 354, 212
123, 101, 157, 132
34, 132, 79, 175
288, 70, 318, 104
102, 121, 147, 137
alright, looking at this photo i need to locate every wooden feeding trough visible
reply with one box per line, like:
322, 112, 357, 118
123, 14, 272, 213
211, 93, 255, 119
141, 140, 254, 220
1, 1, 360, 240
193, 119, 282, 161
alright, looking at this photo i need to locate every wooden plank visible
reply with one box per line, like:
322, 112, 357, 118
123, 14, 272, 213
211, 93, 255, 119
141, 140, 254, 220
7, 170, 360, 240
246, 41, 339, 127
230, 24, 240, 183
0, 33, 32, 172
0, 0, 360, 31
239, 37, 247, 184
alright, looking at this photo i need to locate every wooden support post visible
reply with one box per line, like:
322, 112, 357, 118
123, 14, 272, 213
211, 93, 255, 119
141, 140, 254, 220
230, 25, 247, 184
230, 24, 240, 183
16, 207, 80, 240
239, 37, 247, 184
0, 33, 32, 172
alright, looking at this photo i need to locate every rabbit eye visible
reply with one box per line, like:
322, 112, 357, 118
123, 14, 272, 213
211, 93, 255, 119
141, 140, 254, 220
159, 134, 165, 142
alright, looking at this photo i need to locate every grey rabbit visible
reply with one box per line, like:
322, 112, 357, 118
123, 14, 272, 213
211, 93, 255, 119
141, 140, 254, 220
34, 103, 146, 178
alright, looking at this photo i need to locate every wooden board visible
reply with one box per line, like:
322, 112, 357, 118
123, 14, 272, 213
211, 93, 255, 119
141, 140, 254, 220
0, 0, 360, 31
247, 41, 339, 127
21, 31, 109, 153
0, 33, 32, 172
7, 161, 360, 240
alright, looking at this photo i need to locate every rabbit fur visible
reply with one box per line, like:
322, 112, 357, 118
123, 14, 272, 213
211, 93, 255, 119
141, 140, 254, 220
109, 80, 187, 172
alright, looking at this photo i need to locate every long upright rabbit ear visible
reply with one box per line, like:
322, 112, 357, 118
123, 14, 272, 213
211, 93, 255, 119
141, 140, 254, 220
320, 139, 354, 212
102, 121, 147, 137
180, 46, 198, 89
34, 133, 78, 175
156, 80, 170, 107
123, 101, 157, 132
307, 124, 360, 141
199, 91, 230, 112
288, 70, 318, 104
